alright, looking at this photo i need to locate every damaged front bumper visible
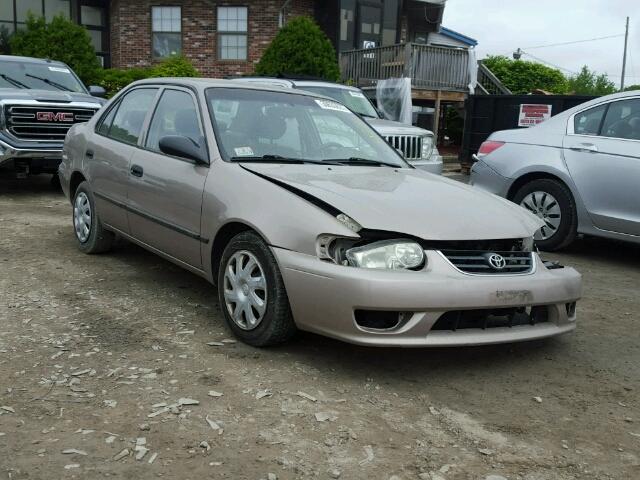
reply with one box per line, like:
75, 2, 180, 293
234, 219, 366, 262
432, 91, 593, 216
274, 248, 581, 347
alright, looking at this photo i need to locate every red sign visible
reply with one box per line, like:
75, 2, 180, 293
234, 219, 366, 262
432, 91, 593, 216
518, 104, 552, 127
36, 111, 75, 122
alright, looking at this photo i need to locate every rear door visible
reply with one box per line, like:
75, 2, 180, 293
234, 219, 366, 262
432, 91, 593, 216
86, 87, 159, 233
126, 87, 209, 269
563, 97, 640, 236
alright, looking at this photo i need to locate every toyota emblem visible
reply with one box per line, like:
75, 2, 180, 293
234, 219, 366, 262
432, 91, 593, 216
487, 253, 506, 270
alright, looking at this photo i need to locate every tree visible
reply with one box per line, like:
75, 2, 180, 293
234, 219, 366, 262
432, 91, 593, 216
567, 66, 616, 95
255, 16, 340, 81
482, 55, 568, 94
10, 14, 101, 84
0, 24, 10, 55
624, 84, 640, 91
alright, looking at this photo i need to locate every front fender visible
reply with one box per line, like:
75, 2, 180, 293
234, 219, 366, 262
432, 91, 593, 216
200, 161, 358, 280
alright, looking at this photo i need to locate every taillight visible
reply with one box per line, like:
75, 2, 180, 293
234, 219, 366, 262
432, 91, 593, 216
477, 141, 505, 157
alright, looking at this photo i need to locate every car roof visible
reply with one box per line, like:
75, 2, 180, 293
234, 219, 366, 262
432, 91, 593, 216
130, 77, 345, 100
228, 76, 363, 92
0, 54, 68, 66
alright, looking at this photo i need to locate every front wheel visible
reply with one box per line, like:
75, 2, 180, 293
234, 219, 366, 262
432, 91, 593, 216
217, 232, 296, 346
73, 181, 114, 254
513, 178, 577, 251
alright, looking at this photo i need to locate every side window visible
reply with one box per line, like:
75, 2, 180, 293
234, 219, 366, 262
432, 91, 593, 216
97, 102, 119, 136
108, 88, 158, 145
573, 104, 607, 136
601, 99, 640, 141
146, 89, 203, 152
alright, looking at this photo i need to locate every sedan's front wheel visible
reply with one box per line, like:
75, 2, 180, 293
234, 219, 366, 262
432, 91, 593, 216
513, 178, 577, 251
217, 231, 296, 346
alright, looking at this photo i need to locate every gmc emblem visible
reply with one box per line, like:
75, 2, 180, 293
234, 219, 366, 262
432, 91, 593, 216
36, 111, 75, 122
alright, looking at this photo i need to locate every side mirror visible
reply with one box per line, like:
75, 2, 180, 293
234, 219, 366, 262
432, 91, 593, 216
88, 85, 106, 98
159, 135, 208, 164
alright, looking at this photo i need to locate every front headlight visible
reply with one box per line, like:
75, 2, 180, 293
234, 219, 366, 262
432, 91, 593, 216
421, 135, 434, 159
346, 240, 425, 270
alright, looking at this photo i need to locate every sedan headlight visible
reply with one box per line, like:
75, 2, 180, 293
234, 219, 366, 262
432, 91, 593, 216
421, 135, 434, 159
346, 240, 425, 270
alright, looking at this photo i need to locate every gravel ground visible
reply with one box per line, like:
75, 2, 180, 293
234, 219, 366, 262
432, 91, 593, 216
1, 174, 639, 480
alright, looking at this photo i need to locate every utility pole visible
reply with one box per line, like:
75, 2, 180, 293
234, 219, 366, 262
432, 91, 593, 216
621, 16, 629, 90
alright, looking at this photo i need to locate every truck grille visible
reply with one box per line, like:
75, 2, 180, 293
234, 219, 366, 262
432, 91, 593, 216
440, 250, 534, 275
5, 105, 97, 141
385, 135, 422, 160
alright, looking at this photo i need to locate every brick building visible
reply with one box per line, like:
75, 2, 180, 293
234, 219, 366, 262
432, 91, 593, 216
0, 1, 447, 77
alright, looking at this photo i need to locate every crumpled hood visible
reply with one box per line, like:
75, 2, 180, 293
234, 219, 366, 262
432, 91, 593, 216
0, 87, 104, 105
365, 117, 433, 137
242, 164, 543, 240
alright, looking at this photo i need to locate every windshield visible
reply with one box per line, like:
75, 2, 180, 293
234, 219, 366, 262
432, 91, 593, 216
206, 88, 407, 167
0, 61, 86, 93
298, 86, 379, 118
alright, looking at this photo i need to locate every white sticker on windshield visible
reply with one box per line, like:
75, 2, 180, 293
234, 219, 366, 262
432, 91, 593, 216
234, 146, 254, 157
48, 66, 70, 73
314, 99, 350, 112
348, 91, 366, 98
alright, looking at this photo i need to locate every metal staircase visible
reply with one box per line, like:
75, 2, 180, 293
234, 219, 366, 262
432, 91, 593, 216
476, 62, 512, 95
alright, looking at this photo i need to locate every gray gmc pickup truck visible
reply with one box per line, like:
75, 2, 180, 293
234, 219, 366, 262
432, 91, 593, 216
0, 55, 105, 181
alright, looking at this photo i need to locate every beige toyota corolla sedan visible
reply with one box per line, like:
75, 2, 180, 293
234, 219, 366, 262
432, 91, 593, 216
59, 79, 582, 347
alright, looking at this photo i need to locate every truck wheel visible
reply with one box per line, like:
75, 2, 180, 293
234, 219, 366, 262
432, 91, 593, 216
513, 179, 577, 251
50, 173, 61, 190
73, 181, 114, 254
217, 231, 296, 347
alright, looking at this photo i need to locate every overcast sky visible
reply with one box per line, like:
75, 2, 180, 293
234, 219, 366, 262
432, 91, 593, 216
442, 0, 639, 87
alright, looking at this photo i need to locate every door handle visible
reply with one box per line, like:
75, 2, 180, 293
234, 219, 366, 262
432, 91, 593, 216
85, 149, 94, 158
569, 143, 598, 153
130, 164, 144, 177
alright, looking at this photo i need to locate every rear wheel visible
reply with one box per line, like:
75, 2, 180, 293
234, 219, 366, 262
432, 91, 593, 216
513, 178, 577, 251
217, 231, 296, 346
73, 181, 114, 254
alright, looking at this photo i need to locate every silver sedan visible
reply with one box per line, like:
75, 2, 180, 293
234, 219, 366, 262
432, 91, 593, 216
471, 91, 640, 251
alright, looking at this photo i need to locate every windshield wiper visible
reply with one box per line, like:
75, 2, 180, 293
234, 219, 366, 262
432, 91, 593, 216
0, 74, 29, 89
229, 155, 330, 165
24, 73, 73, 92
327, 157, 399, 168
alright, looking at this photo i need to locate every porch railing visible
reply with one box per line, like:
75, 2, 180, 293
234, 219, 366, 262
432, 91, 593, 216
340, 43, 470, 91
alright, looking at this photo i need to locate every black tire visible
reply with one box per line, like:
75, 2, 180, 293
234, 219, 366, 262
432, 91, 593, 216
73, 181, 114, 254
50, 173, 61, 190
513, 178, 577, 251
217, 231, 296, 346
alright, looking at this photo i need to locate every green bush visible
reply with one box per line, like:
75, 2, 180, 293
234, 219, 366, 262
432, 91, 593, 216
98, 68, 150, 97
97, 56, 200, 97
150, 55, 200, 78
482, 55, 568, 94
567, 66, 617, 95
255, 16, 340, 81
10, 14, 101, 85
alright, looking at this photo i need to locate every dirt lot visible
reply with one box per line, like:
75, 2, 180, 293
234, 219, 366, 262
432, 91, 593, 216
1, 174, 639, 480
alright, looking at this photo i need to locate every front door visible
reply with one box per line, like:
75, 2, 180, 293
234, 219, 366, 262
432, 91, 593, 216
563, 97, 640, 236
357, 3, 382, 51
126, 87, 209, 269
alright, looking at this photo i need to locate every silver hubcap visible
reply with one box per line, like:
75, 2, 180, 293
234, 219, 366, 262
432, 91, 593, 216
223, 251, 267, 330
73, 192, 91, 243
520, 191, 561, 241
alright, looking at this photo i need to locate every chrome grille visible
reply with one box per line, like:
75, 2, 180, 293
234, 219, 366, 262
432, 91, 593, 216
385, 135, 422, 160
440, 250, 534, 275
5, 105, 98, 141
